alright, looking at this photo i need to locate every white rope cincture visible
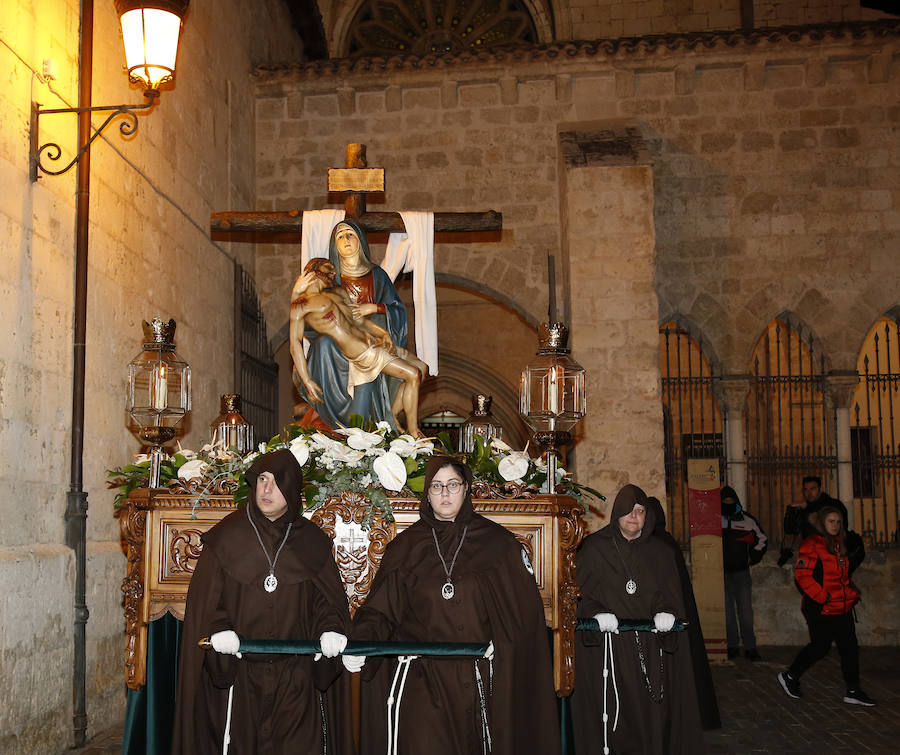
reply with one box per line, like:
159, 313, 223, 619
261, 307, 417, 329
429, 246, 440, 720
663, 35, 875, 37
601, 632, 620, 755
222, 684, 234, 755
386, 655, 418, 755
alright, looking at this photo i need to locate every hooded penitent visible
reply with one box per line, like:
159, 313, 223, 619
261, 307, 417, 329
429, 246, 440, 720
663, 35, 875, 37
298, 217, 409, 429
171, 450, 353, 755
351, 455, 561, 755
573, 484, 706, 755
646, 496, 721, 731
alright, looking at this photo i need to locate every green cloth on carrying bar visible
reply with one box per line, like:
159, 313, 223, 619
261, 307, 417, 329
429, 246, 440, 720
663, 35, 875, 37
234, 639, 490, 657
577, 618, 686, 632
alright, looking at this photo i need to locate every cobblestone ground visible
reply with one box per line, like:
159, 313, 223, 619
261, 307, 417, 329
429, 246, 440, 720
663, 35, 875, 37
69, 646, 899, 754
705, 646, 899, 754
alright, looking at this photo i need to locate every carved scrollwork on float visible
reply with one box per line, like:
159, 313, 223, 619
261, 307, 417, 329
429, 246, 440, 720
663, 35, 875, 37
555, 497, 586, 696
514, 532, 535, 564
169, 528, 204, 574
118, 499, 148, 689
469, 479, 538, 499
167, 476, 238, 496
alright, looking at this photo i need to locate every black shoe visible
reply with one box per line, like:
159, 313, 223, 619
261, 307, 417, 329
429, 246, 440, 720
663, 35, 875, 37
778, 671, 802, 699
727, 647, 739, 659
844, 689, 876, 706
745, 649, 762, 661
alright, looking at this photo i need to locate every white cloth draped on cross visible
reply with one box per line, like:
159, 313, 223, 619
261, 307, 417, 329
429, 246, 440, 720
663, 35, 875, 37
299, 209, 438, 376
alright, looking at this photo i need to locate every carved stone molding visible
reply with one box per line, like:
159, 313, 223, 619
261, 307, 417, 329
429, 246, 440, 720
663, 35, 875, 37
256, 21, 900, 79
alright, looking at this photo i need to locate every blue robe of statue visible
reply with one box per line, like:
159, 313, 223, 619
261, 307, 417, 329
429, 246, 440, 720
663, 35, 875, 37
298, 219, 409, 430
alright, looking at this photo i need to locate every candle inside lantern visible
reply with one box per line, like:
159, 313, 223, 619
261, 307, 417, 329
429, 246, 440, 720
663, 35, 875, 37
153, 364, 168, 410
548, 366, 559, 414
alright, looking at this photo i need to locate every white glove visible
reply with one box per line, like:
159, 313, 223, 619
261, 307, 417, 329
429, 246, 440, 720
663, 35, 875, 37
483, 640, 495, 661
318, 631, 348, 659
653, 612, 676, 632
342, 655, 367, 673
210, 629, 242, 658
593, 613, 619, 633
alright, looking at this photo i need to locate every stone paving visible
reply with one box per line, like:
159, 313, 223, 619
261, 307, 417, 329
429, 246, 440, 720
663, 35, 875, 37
69, 646, 899, 754
705, 646, 899, 754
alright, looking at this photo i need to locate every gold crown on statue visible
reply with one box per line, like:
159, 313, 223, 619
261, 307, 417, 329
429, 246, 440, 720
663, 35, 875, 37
142, 317, 177, 348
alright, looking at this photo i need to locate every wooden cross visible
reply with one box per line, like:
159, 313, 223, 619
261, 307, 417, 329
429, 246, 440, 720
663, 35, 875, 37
210, 143, 502, 239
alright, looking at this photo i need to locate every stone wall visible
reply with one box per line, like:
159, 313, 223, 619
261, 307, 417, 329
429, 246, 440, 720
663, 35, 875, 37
0, 1, 299, 751
253, 23, 899, 516
727, 547, 900, 646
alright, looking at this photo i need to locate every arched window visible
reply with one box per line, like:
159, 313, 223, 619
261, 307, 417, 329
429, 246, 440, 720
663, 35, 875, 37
851, 316, 900, 546
746, 317, 834, 543
346, 0, 538, 57
659, 322, 724, 544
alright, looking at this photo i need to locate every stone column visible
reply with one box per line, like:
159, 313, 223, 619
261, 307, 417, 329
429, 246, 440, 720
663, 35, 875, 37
826, 371, 861, 529
559, 124, 663, 527
716, 375, 751, 503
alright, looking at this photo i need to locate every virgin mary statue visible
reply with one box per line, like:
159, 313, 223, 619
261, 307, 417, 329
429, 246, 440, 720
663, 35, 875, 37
295, 219, 409, 430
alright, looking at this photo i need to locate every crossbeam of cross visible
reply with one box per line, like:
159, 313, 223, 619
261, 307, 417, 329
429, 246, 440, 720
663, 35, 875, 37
209, 143, 502, 238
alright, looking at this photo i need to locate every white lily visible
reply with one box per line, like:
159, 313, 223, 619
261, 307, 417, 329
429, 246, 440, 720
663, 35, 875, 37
133, 453, 151, 465
337, 427, 384, 451
390, 435, 434, 458
498, 451, 530, 482
373, 452, 407, 491
178, 459, 209, 481
289, 437, 310, 466
314, 434, 365, 465
376, 421, 392, 434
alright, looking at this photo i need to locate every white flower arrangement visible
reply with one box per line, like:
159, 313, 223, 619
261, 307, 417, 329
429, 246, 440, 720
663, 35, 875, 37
108, 418, 601, 523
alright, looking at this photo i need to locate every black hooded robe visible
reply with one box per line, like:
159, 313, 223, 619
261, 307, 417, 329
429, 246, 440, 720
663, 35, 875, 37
171, 449, 353, 755
352, 456, 562, 755
572, 485, 705, 755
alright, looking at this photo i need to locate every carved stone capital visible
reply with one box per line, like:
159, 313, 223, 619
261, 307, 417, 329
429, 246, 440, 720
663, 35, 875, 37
825, 370, 860, 408
715, 374, 751, 418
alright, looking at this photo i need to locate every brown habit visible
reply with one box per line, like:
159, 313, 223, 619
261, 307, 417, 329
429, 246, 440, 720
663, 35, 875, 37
572, 485, 705, 755
352, 457, 561, 755
171, 450, 352, 755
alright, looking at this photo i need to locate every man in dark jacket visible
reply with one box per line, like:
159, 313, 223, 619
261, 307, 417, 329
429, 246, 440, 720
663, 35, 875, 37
784, 476, 849, 540
721, 486, 767, 660
783, 476, 865, 573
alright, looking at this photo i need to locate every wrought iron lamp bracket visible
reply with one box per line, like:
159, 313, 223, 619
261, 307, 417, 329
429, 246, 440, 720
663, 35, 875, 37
30, 89, 158, 182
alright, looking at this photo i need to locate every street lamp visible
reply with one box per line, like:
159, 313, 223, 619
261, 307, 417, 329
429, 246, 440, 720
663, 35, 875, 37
30, 1, 190, 180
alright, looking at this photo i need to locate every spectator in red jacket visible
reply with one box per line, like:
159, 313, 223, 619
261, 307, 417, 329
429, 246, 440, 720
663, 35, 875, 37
777, 506, 875, 706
